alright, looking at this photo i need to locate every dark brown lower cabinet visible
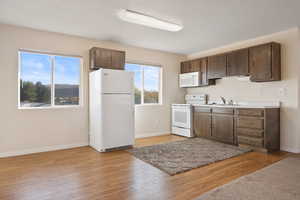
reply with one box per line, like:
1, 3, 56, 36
212, 114, 234, 144
236, 108, 280, 152
193, 106, 280, 152
193, 107, 234, 144
193, 109, 211, 138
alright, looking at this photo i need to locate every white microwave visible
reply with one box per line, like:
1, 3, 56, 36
179, 72, 200, 88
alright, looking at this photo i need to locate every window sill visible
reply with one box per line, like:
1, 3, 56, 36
135, 104, 163, 107
18, 105, 83, 110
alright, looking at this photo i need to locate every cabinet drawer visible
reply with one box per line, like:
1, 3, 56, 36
194, 107, 211, 113
237, 128, 264, 138
236, 109, 264, 117
238, 136, 264, 148
237, 118, 264, 129
212, 108, 234, 114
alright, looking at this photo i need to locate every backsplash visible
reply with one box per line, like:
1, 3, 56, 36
187, 77, 292, 105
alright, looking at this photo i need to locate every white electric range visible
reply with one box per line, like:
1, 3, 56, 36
172, 94, 207, 137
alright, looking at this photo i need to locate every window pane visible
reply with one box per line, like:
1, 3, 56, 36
144, 66, 160, 104
54, 56, 81, 105
125, 63, 142, 104
20, 52, 51, 107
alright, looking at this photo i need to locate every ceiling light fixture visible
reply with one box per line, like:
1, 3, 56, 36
117, 9, 183, 32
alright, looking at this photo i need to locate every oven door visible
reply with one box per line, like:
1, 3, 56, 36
172, 105, 191, 129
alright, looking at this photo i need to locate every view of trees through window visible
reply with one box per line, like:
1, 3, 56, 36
125, 63, 161, 104
19, 51, 81, 108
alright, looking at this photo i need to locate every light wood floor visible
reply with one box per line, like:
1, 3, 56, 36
0, 135, 289, 200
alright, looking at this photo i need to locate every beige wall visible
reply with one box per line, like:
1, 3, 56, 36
187, 28, 300, 153
297, 29, 300, 152
0, 23, 186, 157
1, 23, 298, 155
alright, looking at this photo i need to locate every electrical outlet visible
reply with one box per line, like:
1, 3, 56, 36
278, 88, 286, 97
155, 119, 160, 129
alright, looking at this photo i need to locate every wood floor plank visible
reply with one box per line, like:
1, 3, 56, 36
0, 135, 290, 200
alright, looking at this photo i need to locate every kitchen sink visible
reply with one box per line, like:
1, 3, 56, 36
208, 103, 239, 107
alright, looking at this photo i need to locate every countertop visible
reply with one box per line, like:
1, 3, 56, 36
192, 101, 280, 109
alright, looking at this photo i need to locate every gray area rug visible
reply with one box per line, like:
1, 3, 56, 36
195, 156, 300, 200
128, 138, 251, 175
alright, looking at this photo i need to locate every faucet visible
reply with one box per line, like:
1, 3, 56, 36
220, 96, 226, 104
228, 99, 234, 105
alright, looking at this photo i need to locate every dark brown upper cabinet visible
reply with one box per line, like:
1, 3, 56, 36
181, 59, 200, 73
199, 59, 207, 85
90, 47, 125, 70
207, 54, 227, 79
190, 59, 201, 72
111, 50, 125, 70
249, 42, 281, 82
227, 48, 249, 76
180, 58, 215, 87
180, 42, 281, 87
180, 61, 191, 73
200, 58, 216, 86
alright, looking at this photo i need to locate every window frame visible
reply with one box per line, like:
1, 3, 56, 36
125, 62, 163, 106
18, 49, 84, 110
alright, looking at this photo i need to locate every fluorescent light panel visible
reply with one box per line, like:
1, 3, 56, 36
118, 9, 183, 32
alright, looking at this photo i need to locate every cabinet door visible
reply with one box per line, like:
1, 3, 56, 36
249, 44, 272, 81
111, 51, 125, 70
181, 61, 191, 73
190, 59, 201, 72
212, 115, 234, 144
207, 54, 227, 79
194, 111, 211, 138
200, 58, 208, 85
227, 48, 249, 76
95, 48, 112, 69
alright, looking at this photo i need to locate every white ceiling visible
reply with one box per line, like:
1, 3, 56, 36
0, 0, 299, 54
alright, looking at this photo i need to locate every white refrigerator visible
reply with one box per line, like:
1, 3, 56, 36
89, 69, 135, 152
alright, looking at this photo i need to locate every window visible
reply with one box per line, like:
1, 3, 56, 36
125, 63, 161, 105
19, 51, 82, 108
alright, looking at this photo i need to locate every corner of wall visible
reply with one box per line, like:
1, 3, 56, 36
297, 26, 300, 153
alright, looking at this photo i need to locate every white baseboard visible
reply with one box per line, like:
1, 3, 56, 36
135, 131, 170, 139
2, 141, 298, 157
281, 146, 300, 153
0, 142, 89, 158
